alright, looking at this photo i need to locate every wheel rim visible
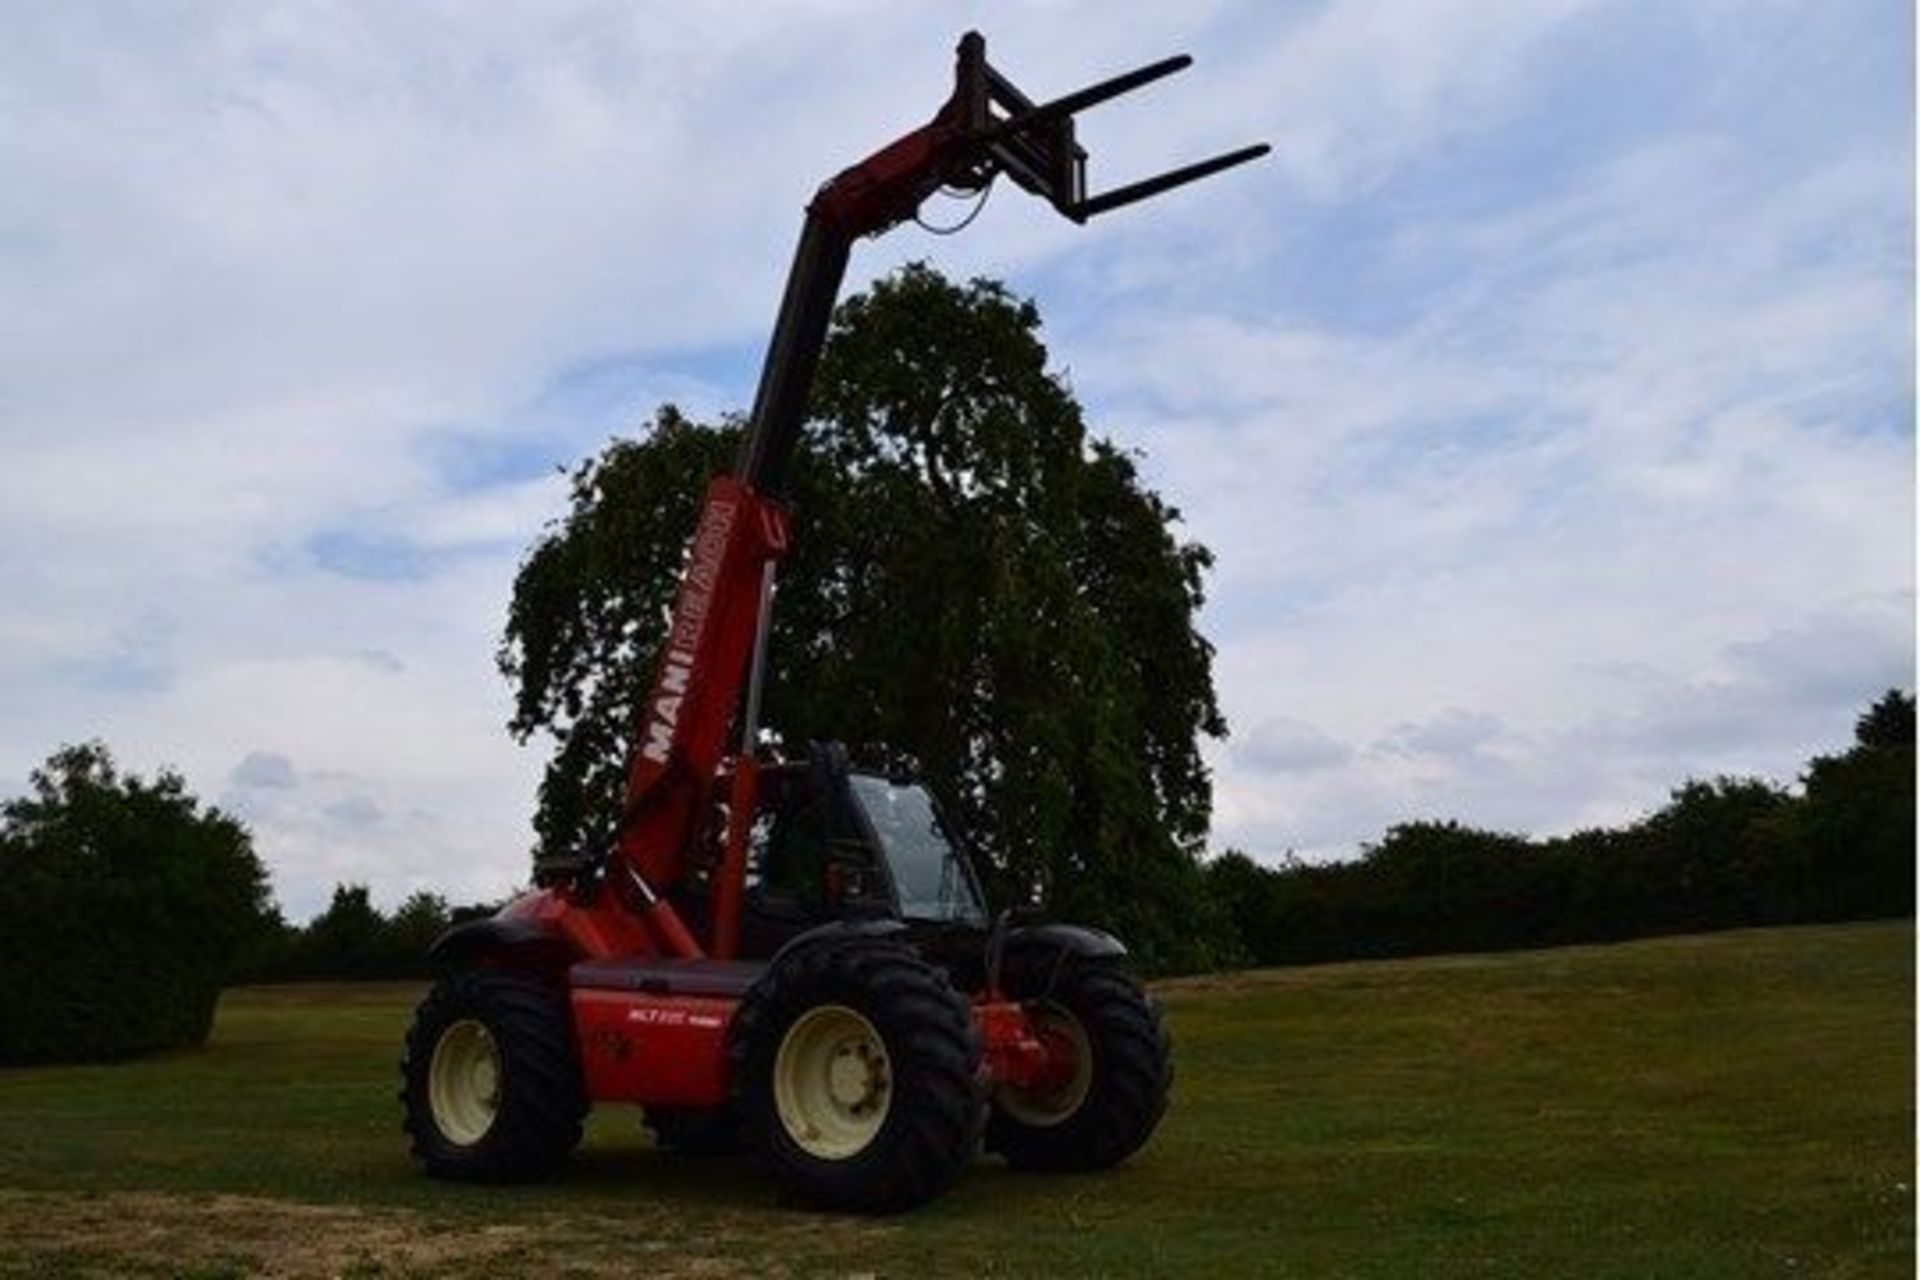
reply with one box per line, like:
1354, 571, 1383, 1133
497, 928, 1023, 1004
428, 1018, 501, 1146
995, 1002, 1094, 1128
773, 1004, 892, 1159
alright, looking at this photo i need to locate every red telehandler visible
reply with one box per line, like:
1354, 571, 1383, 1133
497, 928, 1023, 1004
400, 31, 1266, 1212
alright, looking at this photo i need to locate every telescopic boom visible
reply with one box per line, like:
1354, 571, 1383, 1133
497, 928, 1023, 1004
605, 31, 1268, 959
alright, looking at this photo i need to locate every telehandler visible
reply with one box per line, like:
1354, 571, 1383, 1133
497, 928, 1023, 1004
401, 31, 1266, 1212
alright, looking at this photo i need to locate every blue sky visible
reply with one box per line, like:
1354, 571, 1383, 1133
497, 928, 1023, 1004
1, 2, 1911, 919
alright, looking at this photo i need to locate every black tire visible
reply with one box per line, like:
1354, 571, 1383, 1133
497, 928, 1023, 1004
645, 1105, 746, 1156
399, 967, 585, 1181
985, 959, 1171, 1171
730, 940, 983, 1212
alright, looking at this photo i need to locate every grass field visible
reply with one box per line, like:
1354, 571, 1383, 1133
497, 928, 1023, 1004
0, 921, 1910, 1278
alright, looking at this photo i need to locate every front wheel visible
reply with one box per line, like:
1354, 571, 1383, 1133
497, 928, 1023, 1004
399, 968, 585, 1181
731, 941, 982, 1212
986, 959, 1171, 1171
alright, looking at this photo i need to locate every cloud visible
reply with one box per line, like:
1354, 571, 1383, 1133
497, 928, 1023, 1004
1250, 0, 1607, 196
0, 2, 1907, 914
1072, 8, 1911, 861
1379, 709, 1503, 760
1237, 718, 1352, 773
322, 794, 384, 830
231, 751, 297, 791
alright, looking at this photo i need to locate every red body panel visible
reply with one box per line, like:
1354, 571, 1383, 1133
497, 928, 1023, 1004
573, 989, 738, 1108
812, 123, 964, 237
618, 477, 789, 895
568, 986, 1074, 1109
502, 886, 656, 960
711, 755, 761, 959
975, 998, 1072, 1095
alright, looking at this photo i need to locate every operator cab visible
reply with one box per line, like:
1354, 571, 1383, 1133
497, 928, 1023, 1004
744, 744, 988, 927
688, 743, 989, 957
843, 773, 988, 926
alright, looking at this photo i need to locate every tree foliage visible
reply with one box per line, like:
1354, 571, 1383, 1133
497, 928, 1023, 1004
501, 265, 1226, 970
240, 885, 459, 982
1853, 688, 1915, 752
1204, 690, 1915, 967
0, 743, 272, 1063
1791, 688, 1916, 920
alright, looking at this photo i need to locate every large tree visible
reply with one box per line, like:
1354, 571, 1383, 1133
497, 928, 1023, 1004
501, 265, 1227, 969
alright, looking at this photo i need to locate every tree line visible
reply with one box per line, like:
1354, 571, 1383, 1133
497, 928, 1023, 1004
234, 885, 497, 984
253, 687, 1912, 983
2, 689, 1908, 1063
1202, 690, 1915, 969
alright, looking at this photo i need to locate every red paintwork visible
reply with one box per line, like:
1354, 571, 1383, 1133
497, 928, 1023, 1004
711, 755, 761, 960
643, 897, 706, 959
618, 476, 790, 900
573, 989, 735, 1108
975, 998, 1078, 1096
571, 987, 1073, 1109
811, 121, 965, 237
501, 886, 655, 960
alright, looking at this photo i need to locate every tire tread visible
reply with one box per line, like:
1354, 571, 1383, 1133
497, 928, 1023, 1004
398, 968, 584, 1182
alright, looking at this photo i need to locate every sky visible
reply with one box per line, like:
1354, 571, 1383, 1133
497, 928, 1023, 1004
1, 1, 1912, 921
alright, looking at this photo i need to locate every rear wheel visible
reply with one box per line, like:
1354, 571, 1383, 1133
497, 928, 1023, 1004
399, 968, 584, 1181
731, 941, 982, 1212
986, 959, 1170, 1171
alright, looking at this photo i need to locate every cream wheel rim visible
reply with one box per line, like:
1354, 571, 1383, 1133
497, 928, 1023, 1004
773, 1004, 892, 1159
995, 1002, 1094, 1128
428, 1019, 501, 1146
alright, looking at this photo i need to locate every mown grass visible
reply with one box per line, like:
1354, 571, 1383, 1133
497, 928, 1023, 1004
0, 921, 1910, 1277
